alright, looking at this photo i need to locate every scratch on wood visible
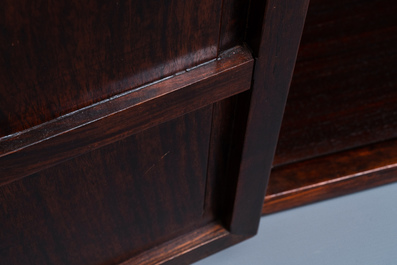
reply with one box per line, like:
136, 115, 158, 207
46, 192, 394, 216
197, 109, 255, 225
143, 164, 155, 176
143, 151, 171, 176
160, 151, 171, 159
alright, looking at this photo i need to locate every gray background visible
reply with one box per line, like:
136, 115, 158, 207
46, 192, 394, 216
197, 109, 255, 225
194, 181, 397, 264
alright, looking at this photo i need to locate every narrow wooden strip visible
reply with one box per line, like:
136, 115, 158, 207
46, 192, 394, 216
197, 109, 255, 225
0, 46, 253, 187
120, 223, 245, 265
228, 0, 310, 235
263, 138, 397, 214
0, 46, 252, 157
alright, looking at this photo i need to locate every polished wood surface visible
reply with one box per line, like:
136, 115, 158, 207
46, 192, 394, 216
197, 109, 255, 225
0, 0, 318, 263
273, 0, 397, 166
0, 0, 264, 260
0, 0, 221, 137
203, 96, 240, 224
218, 0, 249, 51
264, 0, 397, 214
0, 108, 212, 265
0, 42, 258, 263
228, 0, 310, 234
264, 139, 397, 214
0, 46, 253, 186
122, 223, 248, 265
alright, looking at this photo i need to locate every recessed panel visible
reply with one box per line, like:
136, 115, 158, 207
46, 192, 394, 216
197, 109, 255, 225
0, 106, 212, 265
0, 0, 221, 136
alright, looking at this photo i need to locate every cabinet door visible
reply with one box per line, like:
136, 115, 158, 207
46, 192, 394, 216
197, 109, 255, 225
0, 0, 309, 263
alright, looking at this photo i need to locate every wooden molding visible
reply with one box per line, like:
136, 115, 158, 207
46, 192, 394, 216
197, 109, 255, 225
121, 223, 249, 265
228, 0, 310, 234
263, 138, 397, 215
0, 46, 253, 187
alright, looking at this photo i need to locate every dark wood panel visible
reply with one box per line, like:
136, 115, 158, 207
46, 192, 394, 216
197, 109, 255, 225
0, 46, 253, 186
0, 46, 253, 158
218, 0, 250, 51
203, 95, 246, 225
273, 0, 397, 166
203, 98, 235, 222
227, 0, 310, 235
264, 138, 397, 214
0, 107, 212, 265
0, 0, 221, 137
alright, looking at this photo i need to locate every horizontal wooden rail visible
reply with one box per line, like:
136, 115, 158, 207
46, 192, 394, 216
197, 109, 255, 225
121, 223, 248, 265
0, 46, 253, 187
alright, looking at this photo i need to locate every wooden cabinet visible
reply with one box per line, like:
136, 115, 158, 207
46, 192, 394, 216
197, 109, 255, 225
11, 0, 386, 264
4, 0, 395, 263
0, 0, 308, 263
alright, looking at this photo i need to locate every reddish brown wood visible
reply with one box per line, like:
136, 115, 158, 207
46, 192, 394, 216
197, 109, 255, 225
0, 0, 318, 263
273, 0, 397, 166
121, 223, 248, 265
203, 96, 239, 223
264, 138, 397, 214
218, 0, 250, 52
0, 0, 221, 137
0, 46, 252, 158
0, 46, 253, 186
202, 92, 254, 229
227, 0, 310, 235
264, 0, 397, 216
217, 90, 252, 230
0, 108, 212, 265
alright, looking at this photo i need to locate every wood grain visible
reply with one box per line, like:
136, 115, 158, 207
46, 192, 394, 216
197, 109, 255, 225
0, 46, 253, 187
0, 0, 221, 137
264, 138, 397, 214
202, 93, 253, 228
273, 0, 397, 166
202, 97, 238, 223
121, 223, 248, 265
0, 46, 252, 157
0, 108, 212, 265
227, 0, 310, 235
218, 0, 250, 52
